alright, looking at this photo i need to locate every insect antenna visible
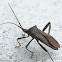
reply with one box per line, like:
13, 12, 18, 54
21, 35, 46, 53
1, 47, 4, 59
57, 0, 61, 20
8, 2, 23, 29
1, 22, 21, 28
1, 3, 27, 33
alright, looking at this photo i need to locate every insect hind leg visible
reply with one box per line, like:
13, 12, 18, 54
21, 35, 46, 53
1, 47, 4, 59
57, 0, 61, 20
42, 22, 51, 34
37, 40, 54, 62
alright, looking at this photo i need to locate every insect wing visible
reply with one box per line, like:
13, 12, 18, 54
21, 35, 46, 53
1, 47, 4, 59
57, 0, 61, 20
38, 29, 60, 50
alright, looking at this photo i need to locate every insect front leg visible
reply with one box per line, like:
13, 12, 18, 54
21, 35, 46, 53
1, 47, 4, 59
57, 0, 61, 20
42, 22, 51, 34
37, 40, 54, 62
15, 35, 29, 48
25, 38, 34, 58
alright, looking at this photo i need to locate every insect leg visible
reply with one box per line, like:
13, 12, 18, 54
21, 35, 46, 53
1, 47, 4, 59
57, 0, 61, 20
15, 35, 29, 48
42, 22, 51, 34
25, 38, 34, 58
37, 40, 54, 62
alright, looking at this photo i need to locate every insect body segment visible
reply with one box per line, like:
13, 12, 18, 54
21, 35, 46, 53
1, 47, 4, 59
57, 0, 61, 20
26, 25, 60, 50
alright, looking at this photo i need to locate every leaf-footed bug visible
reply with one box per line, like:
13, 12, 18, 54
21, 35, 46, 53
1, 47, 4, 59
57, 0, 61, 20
2, 3, 60, 62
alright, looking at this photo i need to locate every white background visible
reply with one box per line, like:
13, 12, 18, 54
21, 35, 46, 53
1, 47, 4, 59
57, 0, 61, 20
0, 0, 62, 62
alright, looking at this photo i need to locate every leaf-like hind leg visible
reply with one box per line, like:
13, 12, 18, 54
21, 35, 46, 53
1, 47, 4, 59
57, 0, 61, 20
42, 22, 51, 34
15, 35, 29, 48
37, 40, 54, 62
25, 38, 34, 58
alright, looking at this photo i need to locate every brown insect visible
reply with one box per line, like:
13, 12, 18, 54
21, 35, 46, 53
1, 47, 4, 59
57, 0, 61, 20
2, 3, 60, 62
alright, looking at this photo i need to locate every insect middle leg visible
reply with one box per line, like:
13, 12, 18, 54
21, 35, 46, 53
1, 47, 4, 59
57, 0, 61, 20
25, 38, 34, 58
15, 35, 29, 48
37, 40, 54, 62
42, 22, 51, 34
